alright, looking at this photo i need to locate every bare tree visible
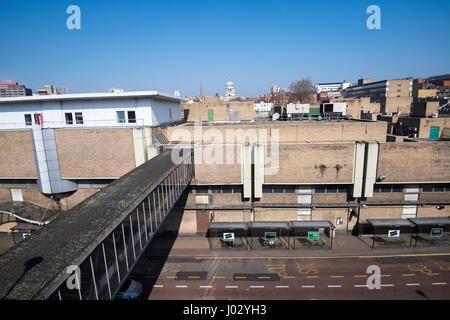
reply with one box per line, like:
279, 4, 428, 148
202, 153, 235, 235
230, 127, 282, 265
289, 78, 316, 103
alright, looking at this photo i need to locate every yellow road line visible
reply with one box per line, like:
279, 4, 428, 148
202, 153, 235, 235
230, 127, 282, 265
258, 276, 272, 279
305, 276, 319, 278
167, 276, 177, 279
427, 273, 440, 276
212, 276, 226, 279
354, 275, 368, 278
402, 274, 416, 277
330, 276, 344, 278
188, 276, 201, 279
282, 276, 296, 279
235, 276, 247, 279
381, 275, 391, 277
195, 253, 450, 260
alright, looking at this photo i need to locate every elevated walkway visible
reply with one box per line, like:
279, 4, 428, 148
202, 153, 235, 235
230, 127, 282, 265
0, 148, 192, 300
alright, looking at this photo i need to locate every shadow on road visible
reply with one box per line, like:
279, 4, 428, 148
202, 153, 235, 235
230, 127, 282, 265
129, 190, 188, 300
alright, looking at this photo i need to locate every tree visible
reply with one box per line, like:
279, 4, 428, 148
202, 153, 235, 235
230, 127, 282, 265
289, 78, 316, 103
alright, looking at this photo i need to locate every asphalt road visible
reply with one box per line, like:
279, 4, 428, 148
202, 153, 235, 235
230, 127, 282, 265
129, 253, 450, 300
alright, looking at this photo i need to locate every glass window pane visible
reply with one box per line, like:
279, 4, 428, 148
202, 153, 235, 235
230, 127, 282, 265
75, 112, 83, 124
116, 111, 125, 123
112, 227, 128, 281
314, 186, 326, 194
90, 245, 110, 300
102, 234, 119, 292
65, 113, 73, 125
127, 111, 136, 123
24, 114, 32, 126
79, 257, 97, 300
326, 186, 337, 194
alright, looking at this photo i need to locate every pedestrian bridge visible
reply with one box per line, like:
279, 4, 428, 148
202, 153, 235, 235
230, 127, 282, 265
0, 148, 193, 300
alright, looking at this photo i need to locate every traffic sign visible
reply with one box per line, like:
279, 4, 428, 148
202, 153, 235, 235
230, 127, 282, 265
388, 230, 400, 239
223, 232, 234, 242
308, 231, 319, 240
431, 228, 443, 238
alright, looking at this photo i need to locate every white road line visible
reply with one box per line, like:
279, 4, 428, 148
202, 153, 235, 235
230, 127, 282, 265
354, 285, 368, 288
406, 283, 420, 286
199, 286, 213, 288
432, 282, 447, 286
225, 286, 238, 289
301, 285, 315, 288
275, 286, 289, 288
153, 285, 164, 288
250, 286, 264, 288
176, 285, 188, 288
381, 284, 394, 287
328, 285, 342, 288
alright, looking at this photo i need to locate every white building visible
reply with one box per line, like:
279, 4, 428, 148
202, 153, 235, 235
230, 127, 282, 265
315, 82, 352, 93
0, 90, 186, 130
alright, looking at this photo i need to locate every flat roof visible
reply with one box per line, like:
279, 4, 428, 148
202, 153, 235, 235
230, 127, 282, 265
0, 148, 190, 300
0, 91, 187, 104
367, 219, 415, 227
408, 217, 450, 226
290, 220, 335, 229
208, 222, 248, 230
249, 221, 290, 229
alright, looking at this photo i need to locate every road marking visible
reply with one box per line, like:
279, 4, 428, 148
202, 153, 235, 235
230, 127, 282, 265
225, 286, 238, 288
328, 285, 342, 288
406, 283, 420, 286
188, 276, 201, 279
153, 285, 164, 288
250, 286, 264, 288
167, 276, 177, 279
380, 275, 391, 277
306, 276, 319, 278
381, 284, 394, 287
199, 285, 213, 288
354, 285, 368, 288
427, 273, 440, 276
176, 285, 188, 288
235, 276, 247, 279
213, 276, 226, 279
282, 276, 296, 279
258, 276, 272, 279
354, 275, 367, 278
402, 274, 416, 277
275, 285, 289, 288
432, 282, 447, 286
302, 285, 315, 288
330, 276, 344, 278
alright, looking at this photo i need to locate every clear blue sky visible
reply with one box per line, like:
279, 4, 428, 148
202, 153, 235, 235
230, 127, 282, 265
0, 0, 449, 97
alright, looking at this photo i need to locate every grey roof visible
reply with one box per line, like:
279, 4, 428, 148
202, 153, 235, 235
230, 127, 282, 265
249, 221, 290, 229
408, 217, 450, 226
290, 220, 335, 229
208, 222, 248, 230
0, 149, 189, 300
367, 219, 415, 227
0, 91, 187, 104
10, 223, 43, 232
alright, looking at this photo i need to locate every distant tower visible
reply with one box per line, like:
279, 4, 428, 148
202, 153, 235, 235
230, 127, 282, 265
225, 80, 235, 98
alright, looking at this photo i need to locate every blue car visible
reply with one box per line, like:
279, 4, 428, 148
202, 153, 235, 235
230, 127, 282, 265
115, 279, 143, 300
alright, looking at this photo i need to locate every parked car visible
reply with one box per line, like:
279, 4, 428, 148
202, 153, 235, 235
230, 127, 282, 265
115, 279, 143, 300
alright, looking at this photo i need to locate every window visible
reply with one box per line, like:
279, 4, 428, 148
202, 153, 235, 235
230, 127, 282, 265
24, 114, 32, 126
116, 111, 125, 123
127, 111, 136, 123
65, 113, 73, 125
422, 184, 450, 193
75, 112, 83, 124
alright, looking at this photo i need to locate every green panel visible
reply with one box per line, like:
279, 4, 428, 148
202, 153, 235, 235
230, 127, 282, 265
208, 109, 214, 122
307, 231, 319, 240
309, 107, 320, 116
429, 126, 439, 140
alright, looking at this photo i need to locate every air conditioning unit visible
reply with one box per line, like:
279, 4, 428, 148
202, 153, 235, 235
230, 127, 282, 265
432, 112, 438, 118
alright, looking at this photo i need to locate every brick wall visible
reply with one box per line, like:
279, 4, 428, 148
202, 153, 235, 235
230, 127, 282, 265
0, 130, 36, 178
